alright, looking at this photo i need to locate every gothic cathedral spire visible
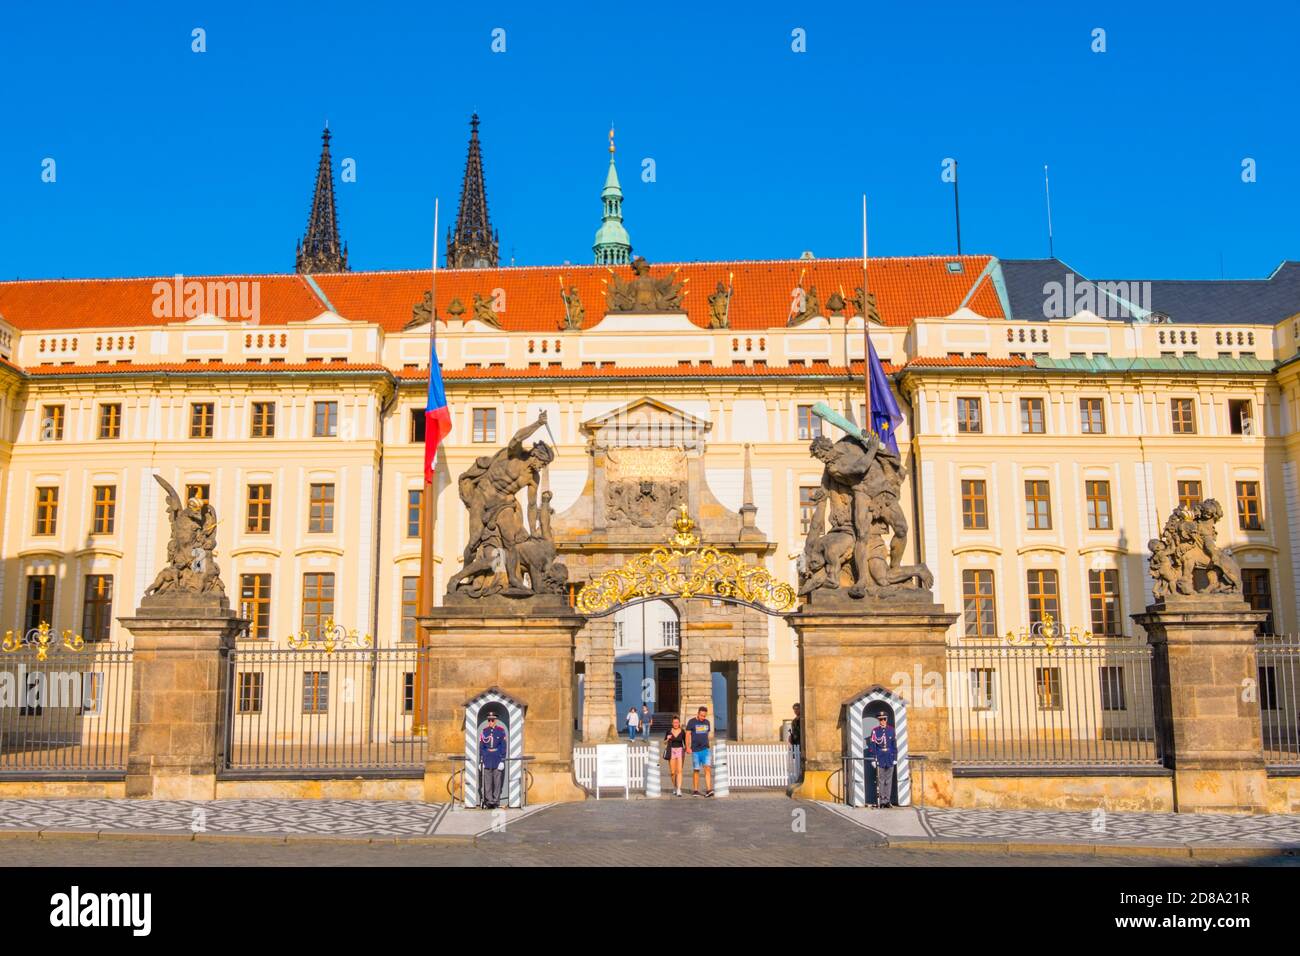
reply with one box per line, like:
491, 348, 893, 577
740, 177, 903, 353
446, 114, 500, 269
593, 126, 631, 265
295, 126, 349, 274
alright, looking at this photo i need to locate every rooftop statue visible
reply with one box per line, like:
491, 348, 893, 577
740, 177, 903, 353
560, 285, 585, 330
788, 284, 821, 326
605, 256, 686, 313
447, 412, 568, 599
798, 406, 931, 600
1149, 500, 1242, 600
143, 475, 225, 600
471, 292, 503, 329
707, 281, 732, 329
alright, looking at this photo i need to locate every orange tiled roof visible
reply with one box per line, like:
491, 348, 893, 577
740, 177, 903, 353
902, 355, 1036, 369
0, 256, 1002, 333
24, 361, 387, 376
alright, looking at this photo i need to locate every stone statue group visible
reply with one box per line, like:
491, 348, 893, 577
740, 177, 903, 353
799, 422, 932, 600
1148, 499, 1241, 599
144, 475, 225, 599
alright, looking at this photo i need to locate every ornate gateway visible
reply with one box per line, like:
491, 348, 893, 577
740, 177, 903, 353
575, 505, 795, 616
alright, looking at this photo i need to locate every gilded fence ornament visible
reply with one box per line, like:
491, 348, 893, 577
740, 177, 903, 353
576, 505, 795, 615
1006, 612, 1091, 653
1, 621, 85, 660
286, 617, 372, 654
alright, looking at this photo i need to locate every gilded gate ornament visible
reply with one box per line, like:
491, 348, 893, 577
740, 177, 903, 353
575, 505, 795, 615
1, 621, 85, 661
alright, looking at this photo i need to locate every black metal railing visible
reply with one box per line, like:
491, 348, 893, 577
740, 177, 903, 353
1257, 635, 1300, 770
220, 643, 429, 775
0, 643, 133, 778
947, 643, 1162, 770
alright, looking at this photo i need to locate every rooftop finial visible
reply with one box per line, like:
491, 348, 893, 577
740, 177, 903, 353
609, 124, 615, 154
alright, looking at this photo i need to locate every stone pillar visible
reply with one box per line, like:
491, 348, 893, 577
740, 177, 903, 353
581, 616, 618, 742
737, 608, 774, 740
420, 596, 587, 804
1133, 597, 1269, 814
118, 596, 243, 800
679, 611, 714, 721
787, 594, 958, 806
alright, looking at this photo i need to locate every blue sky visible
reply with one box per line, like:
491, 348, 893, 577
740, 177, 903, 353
1, 1, 1295, 281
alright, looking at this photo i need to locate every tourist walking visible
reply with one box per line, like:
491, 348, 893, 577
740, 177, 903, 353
478, 713, 507, 809
663, 716, 687, 796
788, 702, 801, 750
685, 706, 714, 797
625, 707, 640, 742
866, 712, 898, 808
641, 704, 652, 740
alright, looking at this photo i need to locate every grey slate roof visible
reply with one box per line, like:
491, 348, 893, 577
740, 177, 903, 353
999, 258, 1300, 326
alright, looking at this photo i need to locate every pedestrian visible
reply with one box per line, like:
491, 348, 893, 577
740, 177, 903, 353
641, 704, 652, 740
866, 712, 898, 808
685, 706, 714, 797
625, 706, 640, 743
788, 702, 801, 750
663, 715, 687, 796
478, 713, 507, 809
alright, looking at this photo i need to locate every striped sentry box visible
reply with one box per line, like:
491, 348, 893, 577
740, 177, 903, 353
462, 689, 526, 809
644, 747, 661, 798
846, 688, 911, 807
714, 740, 730, 797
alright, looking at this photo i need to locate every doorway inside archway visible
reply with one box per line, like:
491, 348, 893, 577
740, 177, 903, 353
613, 599, 681, 739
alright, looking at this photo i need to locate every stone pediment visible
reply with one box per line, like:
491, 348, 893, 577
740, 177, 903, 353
581, 397, 711, 450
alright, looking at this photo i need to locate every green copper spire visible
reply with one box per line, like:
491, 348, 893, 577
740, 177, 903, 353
593, 126, 632, 265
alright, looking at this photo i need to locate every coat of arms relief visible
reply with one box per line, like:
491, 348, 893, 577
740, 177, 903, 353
603, 447, 686, 529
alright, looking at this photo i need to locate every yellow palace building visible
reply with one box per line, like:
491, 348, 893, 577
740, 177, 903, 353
1, 122, 1298, 749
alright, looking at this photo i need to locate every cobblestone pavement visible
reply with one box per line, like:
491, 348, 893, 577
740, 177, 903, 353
823, 804, 1300, 848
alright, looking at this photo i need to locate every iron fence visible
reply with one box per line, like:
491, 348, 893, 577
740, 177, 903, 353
221, 643, 429, 775
947, 643, 1162, 770
1257, 635, 1300, 770
0, 643, 133, 778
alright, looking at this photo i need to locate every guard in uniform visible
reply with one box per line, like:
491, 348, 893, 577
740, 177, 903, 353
479, 714, 508, 808
866, 712, 898, 808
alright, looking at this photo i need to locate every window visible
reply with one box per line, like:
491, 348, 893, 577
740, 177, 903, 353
969, 669, 995, 710
301, 573, 335, 638
186, 483, 210, 507
1259, 666, 1279, 711
302, 672, 329, 714
91, 485, 117, 535
237, 673, 263, 714
34, 486, 59, 535
615, 672, 623, 703
1228, 399, 1253, 436
19, 673, 43, 717
662, 620, 680, 648
1079, 398, 1105, 434
409, 408, 426, 443
240, 574, 271, 641
402, 673, 417, 714
1176, 480, 1203, 511
81, 574, 113, 642
407, 489, 423, 538
25, 575, 55, 633
313, 401, 338, 438
1099, 667, 1127, 711
1035, 667, 1063, 710
98, 403, 122, 439
246, 484, 272, 533
79, 673, 104, 716
251, 401, 276, 438
1026, 569, 1059, 626
41, 404, 65, 441
308, 483, 335, 533
799, 486, 819, 535
472, 407, 497, 443
190, 402, 215, 438
1242, 568, 1273, 635
1236, 481, 1262, 530
1085, 480, 1112, 530
1088, 569, 1122, 636
1019, 397, 1045, 434
401, 576, 420, 643
614, 621, 625, 649
956, 397, 982, 434
796, 405, 822, 441
1024, 480, 1052, 530
960, 480, 988, 530
1170, 398, 1196, 434
962, 569, 997, 638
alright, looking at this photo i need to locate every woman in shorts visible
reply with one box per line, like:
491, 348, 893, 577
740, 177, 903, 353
663, 716, 687, 796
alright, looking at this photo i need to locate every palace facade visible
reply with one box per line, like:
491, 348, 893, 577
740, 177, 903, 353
1, 121, 1298, 744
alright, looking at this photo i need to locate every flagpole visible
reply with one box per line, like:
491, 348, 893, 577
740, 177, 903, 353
862, 194, 872, 439
414, 198, 439, 735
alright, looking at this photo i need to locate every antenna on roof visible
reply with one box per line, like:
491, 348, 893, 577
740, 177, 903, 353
952, 160, 962, 256
1043, 164, 1055, 259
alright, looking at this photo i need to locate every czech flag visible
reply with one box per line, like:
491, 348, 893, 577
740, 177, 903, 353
424, 339, 452, 482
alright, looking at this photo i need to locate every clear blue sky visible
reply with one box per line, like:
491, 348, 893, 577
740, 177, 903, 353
2, 1, 1296, 281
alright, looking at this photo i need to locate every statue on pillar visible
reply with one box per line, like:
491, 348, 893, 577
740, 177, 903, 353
143, 475, 225, 599
447, 412, 569, 599
1148, 499, 1242, 599
798, 408, 931, 600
